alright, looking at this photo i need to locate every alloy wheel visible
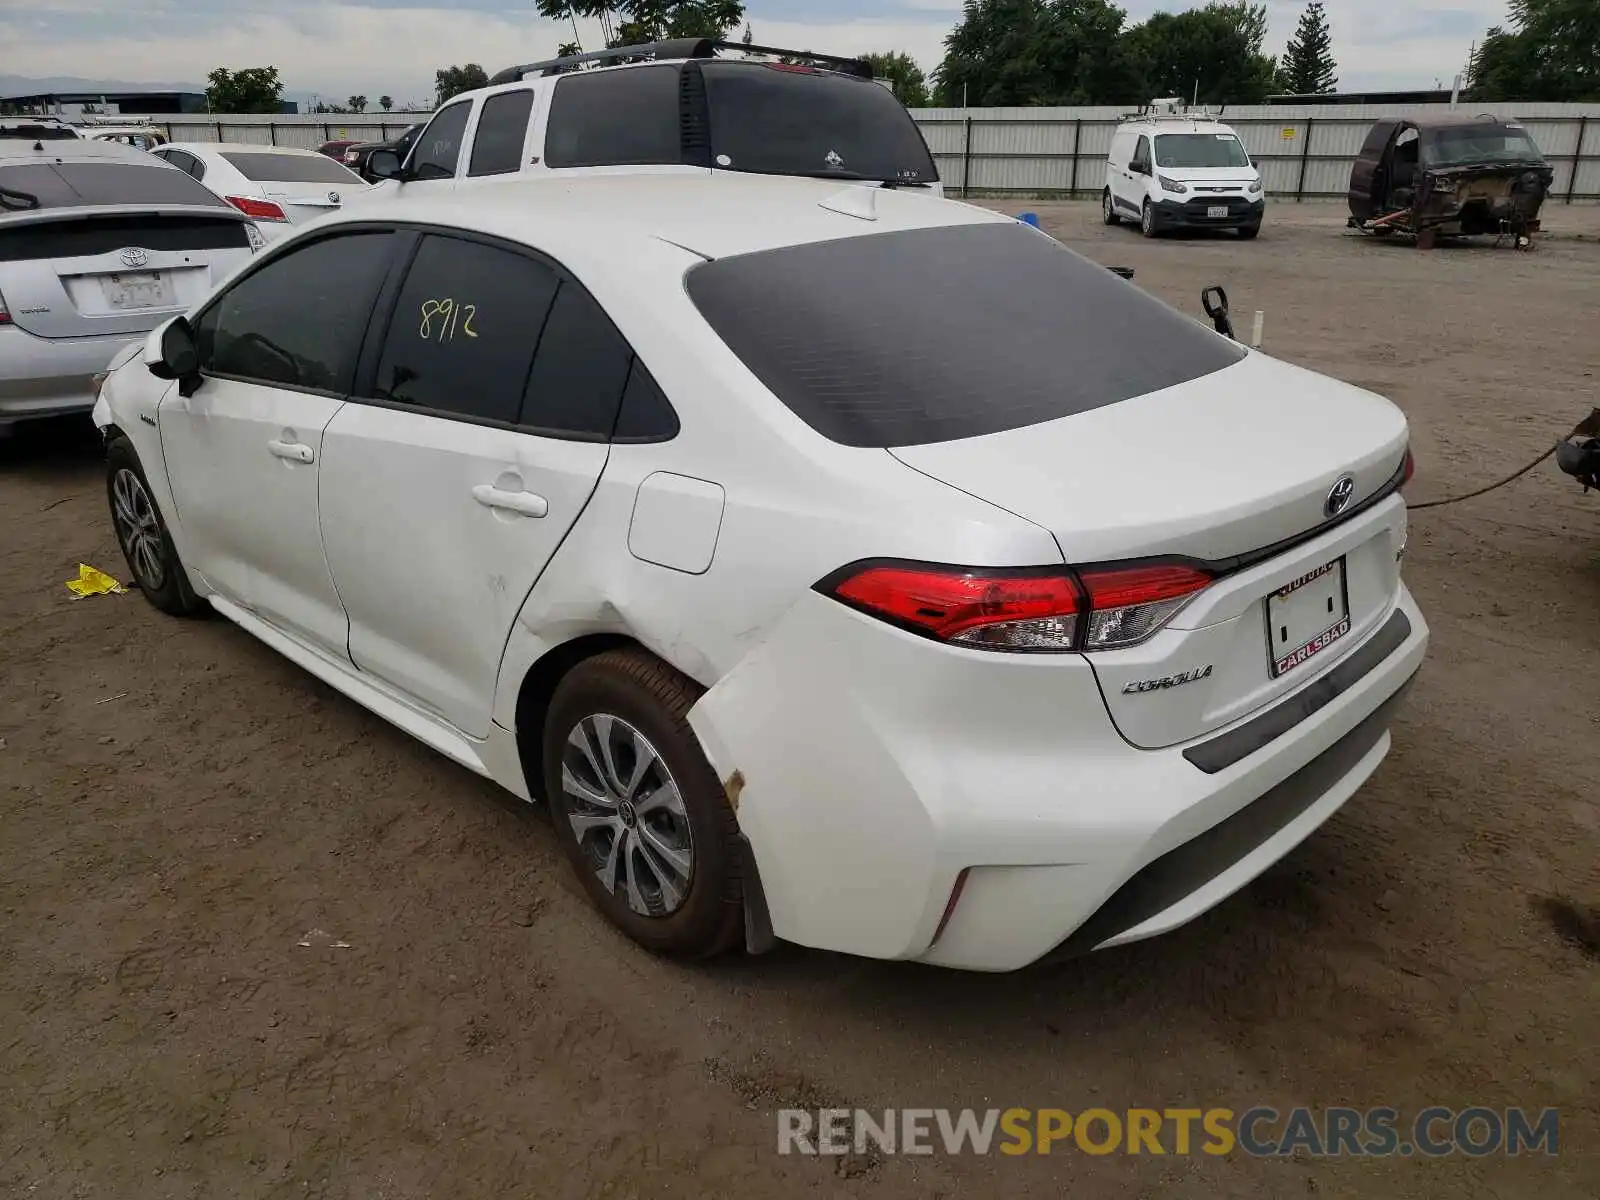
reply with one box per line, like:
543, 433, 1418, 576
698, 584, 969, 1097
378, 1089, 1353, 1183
110, 468, 166, 591
561, 713, 695, 918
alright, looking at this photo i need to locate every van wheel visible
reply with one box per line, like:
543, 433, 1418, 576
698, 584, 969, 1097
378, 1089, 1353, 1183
1102, 189, 1119, 226
1140, 200, 1159, 238
1238, 222, 1261, 240
543, 648, 744, 959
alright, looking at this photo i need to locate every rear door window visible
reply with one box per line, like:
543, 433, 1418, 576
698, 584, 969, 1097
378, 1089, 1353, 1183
518, 281, 634, 438
369, 233, 560, 424
700, 62, 936, 184
219, 151, 361, 184
686, 221, 1243, 448
409, 102, 472, 180
544, 66, 681, 168
468, 90, 535, 176
0, 161, 226, 209
195, 230, 395, 393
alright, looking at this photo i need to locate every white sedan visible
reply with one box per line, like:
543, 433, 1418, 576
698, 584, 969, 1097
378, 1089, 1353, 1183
91, 174, 1427, 971
151, 142, 367, 239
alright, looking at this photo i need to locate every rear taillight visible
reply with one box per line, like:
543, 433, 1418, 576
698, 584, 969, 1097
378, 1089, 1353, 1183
1075, 563, 1214, 651
225, 195, 287, 222
820, 558, 1212, 653
343, 150, 359, 164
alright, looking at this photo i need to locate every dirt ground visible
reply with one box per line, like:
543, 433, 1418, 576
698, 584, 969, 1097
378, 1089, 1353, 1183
3, 201, 1598, 1200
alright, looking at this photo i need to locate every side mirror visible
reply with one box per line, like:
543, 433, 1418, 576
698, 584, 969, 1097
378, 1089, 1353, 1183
367, 149, 404, 181
147, 315, 200, 387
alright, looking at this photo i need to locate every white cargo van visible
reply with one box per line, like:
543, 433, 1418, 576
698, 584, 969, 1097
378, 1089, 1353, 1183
1104, 104, 1264, 239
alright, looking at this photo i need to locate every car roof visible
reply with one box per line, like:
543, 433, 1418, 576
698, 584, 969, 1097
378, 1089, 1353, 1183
1127, 119, 1236, 135
0, 136, 163, 165
337, 172, 1003, 261
1405, 112, 1527, 130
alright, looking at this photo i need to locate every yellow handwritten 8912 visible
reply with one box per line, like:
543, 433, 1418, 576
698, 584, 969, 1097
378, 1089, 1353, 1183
419, 298, 478, 343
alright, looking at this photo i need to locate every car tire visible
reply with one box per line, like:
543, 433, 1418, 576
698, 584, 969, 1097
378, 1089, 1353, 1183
1140, 199, 1159, 238
105, 436, 205, 617
543, 648, 744, 959
1102, 189, 1119, 226
1238, 222, 1261, 240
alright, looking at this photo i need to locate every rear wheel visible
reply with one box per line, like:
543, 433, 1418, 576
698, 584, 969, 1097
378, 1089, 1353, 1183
1102, 189, 1119, 225
1140, 199, 1159, 238
543, 649, 744, 959
105, 437, 204, 617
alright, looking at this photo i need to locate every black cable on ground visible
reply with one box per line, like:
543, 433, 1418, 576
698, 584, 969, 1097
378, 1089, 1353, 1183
1406, 444, 1560, 511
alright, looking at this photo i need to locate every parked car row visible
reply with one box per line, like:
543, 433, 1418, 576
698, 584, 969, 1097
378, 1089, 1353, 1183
80, 39, 1428, 973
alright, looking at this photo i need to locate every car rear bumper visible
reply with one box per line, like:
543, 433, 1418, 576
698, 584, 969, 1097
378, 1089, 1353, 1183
0, 326, 144, 426
1154, 196, 1265, 229
688, 583, 1427, 972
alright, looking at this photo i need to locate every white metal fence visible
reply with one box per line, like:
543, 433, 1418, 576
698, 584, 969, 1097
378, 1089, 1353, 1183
150, 100, 1600, 202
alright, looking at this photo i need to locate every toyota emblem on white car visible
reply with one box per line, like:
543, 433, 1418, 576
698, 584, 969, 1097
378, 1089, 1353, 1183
119, 247, 148, 268
328, 191, 341, 204
1325, 473, 1356, 517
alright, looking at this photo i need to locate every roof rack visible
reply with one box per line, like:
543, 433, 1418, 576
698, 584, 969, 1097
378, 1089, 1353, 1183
489, 38, 873, 85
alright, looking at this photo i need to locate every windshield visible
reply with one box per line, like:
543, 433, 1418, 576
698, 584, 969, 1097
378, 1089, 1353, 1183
1153, 133, 1250, 169
687, 221, 1241, 448
220, 151, 362, 184
701, 63, 938, 185
1423, 123, 1545, 168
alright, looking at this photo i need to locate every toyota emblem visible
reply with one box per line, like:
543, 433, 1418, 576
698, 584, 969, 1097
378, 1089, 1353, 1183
118, 247, 148, 268
1324, 474, 1356, 517
328, 190, 341, 204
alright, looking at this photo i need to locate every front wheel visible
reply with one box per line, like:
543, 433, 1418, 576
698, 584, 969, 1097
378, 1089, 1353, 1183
1102, 189, 1119, 226
1140, 200, 1159, 238
543, 648, 744, 959
1238, 222, 1261, 240
105, 437, 204, 616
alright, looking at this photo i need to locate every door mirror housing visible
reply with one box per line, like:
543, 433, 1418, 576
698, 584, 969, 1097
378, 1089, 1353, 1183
147, 315, 200, 391
367, 149, 404, 181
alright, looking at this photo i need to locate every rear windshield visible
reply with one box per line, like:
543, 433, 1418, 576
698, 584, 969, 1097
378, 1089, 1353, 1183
701, 63, 937, 185
0, 161, 229, 210
220, 150, 363, 184
1154, 133, 1250, 169
686, 222, 1242, 447
1422, 123, 1545, 168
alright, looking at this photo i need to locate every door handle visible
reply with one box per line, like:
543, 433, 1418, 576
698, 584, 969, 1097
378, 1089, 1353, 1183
472, 483, 547, 518
268, 439, 314, 464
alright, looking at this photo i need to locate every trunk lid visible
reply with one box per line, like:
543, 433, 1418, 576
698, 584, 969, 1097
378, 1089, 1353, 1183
263, 184, 365, 225
890, 350, 1411, 749
0, 208, 253, 339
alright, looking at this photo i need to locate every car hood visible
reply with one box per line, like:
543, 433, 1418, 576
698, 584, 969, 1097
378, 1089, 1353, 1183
1158, 164, 1259, 183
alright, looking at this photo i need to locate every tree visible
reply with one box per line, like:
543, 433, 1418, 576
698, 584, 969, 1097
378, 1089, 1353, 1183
435, 64, 490, 104
206, 66, 285, 115
348, 95, 368, 113
534, 0, 742, 49
934, 0, 1140, 107
1277, 1, 1338, 95
1468, 0, 1600, 101
379, 95, 393, 111
862, 51, 930, 108
1124, 5, 1275, 105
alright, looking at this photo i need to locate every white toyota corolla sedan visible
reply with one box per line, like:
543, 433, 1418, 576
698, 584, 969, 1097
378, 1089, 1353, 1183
92, 173, 1427, 972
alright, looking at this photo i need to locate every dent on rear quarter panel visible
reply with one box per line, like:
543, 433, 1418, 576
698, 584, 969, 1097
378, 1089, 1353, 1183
685, 592, 948, 959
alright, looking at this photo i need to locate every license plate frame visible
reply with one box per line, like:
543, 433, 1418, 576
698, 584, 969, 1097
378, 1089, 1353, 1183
101, 271, 173, 311
1265, 557, 1351, 678
1207, 205, 1229, 219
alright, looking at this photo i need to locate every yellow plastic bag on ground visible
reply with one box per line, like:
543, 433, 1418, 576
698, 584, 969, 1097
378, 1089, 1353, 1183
65, 564, 127, 599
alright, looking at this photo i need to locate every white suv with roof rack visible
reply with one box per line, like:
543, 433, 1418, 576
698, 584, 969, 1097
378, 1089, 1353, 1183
354, 37, 942, 201
1104, 102, 1265, 239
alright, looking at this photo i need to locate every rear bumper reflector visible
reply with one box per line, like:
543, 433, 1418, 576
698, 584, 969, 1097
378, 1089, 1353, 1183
1183, 608, 1413, 774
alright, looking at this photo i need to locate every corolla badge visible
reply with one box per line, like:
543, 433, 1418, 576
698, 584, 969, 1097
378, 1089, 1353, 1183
118, 247, 148, 268
1122, 665, 1214, 694
824, 149, 844, 169
1324, 473, 1356, 517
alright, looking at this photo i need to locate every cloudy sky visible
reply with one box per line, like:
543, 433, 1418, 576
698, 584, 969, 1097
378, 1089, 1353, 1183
2, 0, 1503, 106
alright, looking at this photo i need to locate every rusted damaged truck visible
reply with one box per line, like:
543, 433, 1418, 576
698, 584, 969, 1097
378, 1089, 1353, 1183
1347, 114, 1554, 248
